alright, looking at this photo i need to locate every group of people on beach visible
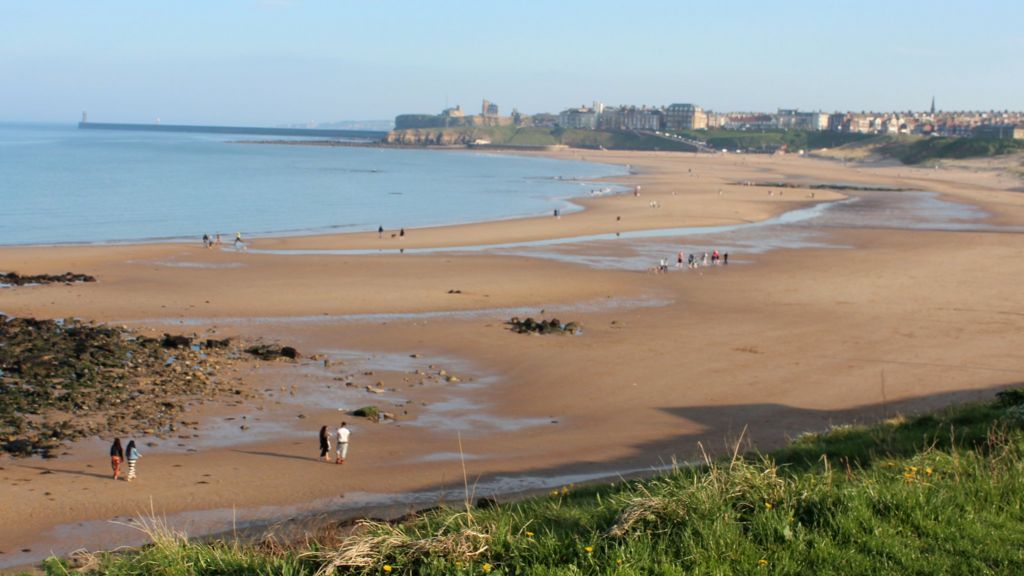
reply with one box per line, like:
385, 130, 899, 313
657, 249, 729, 273
201, 233, 222, 249
201, 232, 246, 250
108, 438, 142, 481
319, 422, 351, 464
378, 226, 405, 239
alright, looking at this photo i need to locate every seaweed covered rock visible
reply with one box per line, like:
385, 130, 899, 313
0, 271, 96, 286
507, 317, 582, 335
0, 315, 245, 457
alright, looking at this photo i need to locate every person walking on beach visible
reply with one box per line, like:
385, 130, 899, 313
335, 421, 350, 464
399, 228, 405, 238
125, 440, 141, 481
110, 438, 124, 480
723, 253, 729, 265
378, 225, 384, 239
202, 234, 210, 248
677, 251, 684, 268
234, 232, 245, 251
319, 425, 332, 462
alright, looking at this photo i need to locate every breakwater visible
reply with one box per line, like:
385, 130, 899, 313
78, 121, 388, 140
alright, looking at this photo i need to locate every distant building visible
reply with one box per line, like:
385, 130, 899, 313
442, 105, 465, 119
722, 112, 774, 131
973, 124, 1024, 140
775, 109, 828, 131
600, 106, 662, 131
663, 103, 707, 131
558, 106, 599, 130
482, 99, 499, 118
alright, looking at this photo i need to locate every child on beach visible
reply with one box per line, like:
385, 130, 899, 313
126, 440, 141, 481
110, 438, 123, 480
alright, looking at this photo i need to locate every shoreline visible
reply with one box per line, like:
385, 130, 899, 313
2, 149, 1024, 571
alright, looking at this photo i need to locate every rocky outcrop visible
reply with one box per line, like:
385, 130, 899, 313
0, 272, 96, 286
0, 316, 249, 457
384, 129, 480, 146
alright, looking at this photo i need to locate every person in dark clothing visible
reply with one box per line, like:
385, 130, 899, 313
319, 425, 331, 462
110, 438, 124, 480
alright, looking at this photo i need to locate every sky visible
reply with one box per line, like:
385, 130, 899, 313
1, 0, 1022, 126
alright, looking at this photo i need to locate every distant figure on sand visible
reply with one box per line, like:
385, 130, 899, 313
110, 438, 123, 480
335, 422, 350, 464
677, 252, 684, 268
319, 425, 332, 462
202, 234, 210, 248
126, 440, 141, 481
378, 226, 384, 239
723, 253, 729, 265
234, 232, 245, 251
215, 233, 222, 246
399, 228, 405, 238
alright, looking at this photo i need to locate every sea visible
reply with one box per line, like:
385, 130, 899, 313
0, 122, 626, 246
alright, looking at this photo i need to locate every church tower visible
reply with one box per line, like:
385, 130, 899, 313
930, 96, 936, 115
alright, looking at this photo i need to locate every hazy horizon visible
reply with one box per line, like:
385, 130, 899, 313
2, 0, 1022, 126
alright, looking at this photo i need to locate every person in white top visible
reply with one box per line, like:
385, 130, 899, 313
335, 422, 350, 464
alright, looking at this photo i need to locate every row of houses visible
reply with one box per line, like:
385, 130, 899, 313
556, 103, 1023, 139
396, 100, 1022, 140
558, 102, 709, 131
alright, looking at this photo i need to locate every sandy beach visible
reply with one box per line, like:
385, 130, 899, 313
2, 149, 1024, 569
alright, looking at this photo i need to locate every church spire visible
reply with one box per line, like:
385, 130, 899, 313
930, 96, 936, 115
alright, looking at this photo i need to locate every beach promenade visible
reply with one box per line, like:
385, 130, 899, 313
2, 150, 1023, 568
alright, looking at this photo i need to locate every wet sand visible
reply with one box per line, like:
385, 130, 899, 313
2, 150, 1024, 569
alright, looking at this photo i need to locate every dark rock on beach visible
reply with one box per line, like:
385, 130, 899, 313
507, 317, 582, 335
161, 334, 193, 348
0, 272, 96, 286
245, 343, 301, 360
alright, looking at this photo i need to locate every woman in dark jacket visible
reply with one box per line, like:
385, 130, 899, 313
110, 438, 124, 480
319, 425, 331, 462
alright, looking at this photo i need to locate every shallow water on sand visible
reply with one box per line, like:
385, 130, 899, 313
247, 190, 1016, 271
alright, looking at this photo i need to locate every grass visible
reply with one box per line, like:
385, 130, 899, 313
37, 387, 1024, 575
669, 129, 874, 153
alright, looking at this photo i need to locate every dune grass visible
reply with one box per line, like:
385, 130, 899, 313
40, 388, 1024, 575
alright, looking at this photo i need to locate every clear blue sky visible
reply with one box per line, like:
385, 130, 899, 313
2, 0, 1021, 125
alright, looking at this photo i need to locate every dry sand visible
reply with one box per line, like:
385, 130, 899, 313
2, 149, 1024, 569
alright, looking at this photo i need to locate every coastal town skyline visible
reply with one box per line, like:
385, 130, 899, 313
2, 0, 1023, 125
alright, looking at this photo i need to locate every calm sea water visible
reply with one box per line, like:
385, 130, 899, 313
0, 123, 625, 245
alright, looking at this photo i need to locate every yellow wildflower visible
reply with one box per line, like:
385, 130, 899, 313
584, 546, 593, 554
764, 501, 773, 510
925, 467, 934, 476
383, 565, 392, 573
758, 559, 769, 568
482, 563, 492, 573
525, 531, 534, 538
